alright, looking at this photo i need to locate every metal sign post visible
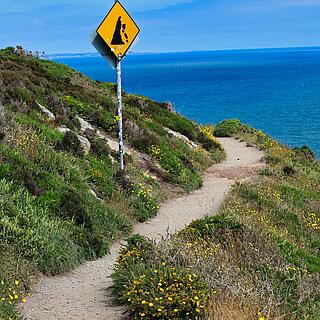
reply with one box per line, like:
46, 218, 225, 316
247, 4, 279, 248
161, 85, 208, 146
116, 57, 124, 170
91, 0, 140, 171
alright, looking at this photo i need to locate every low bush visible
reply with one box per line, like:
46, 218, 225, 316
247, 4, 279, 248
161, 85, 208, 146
130, 182, 160, 222
158, 143, 203, 191
131, 130, 161, 154
124, 95, 197, 140
64, 95, 87, 113
293, 145, 315, 162
182, 213, 243, 238
58, 131, 84, 156
113, 235, 208, 320
0, 244, 35, 319
197, 126, 222, 151
214, 119, 241, 137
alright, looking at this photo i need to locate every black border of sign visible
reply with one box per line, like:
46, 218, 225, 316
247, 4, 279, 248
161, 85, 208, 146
96, 0, 140, 60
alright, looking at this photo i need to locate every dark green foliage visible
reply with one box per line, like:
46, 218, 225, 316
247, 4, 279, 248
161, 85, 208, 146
125, 234, 152, 250
60, 188, 89, 225
58, 131, 83, 156
276, 239, 320, 273
214, 119, 241, 137
131, 130, 161, 153
95, 109, 116, 132
89, 137, 112, 158
185, 213, 242, 238
294, 145, 315, 162
282, 165, 296, 176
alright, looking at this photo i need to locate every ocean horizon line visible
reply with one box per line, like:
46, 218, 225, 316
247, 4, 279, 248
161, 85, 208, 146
48, 45, 320, 60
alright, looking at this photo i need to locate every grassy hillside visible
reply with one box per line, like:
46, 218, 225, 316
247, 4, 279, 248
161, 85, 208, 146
113, 121, 320, 319
0, 47, 224, 319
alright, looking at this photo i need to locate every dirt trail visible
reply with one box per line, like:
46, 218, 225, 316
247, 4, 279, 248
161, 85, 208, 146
21, 138, 265, 320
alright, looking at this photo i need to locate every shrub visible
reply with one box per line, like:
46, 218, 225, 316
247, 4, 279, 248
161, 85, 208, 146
145, 120, 166, 136
0, 179, 87, 274
197, 126, 222, 151
282, 165, 296, 176
130, 182, 160, 222
131, 130, 161, 154
116, 234, 154, 269
113, 236, 208, 320
182, 213, 242, 238
95, 110, 117, 132
159, 143, 203, 191
125, 95, 197, 140
0, 243, 35, 319
58, 131, 83, 156
124, 267, 207, 320
293, 145, 315, 162
214, 119, 241, 137
64, 95, 87, 113
16, 112, 64, 144
89, 137, 112, 159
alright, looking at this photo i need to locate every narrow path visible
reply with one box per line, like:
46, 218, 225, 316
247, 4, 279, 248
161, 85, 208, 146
21, 138, 265, 320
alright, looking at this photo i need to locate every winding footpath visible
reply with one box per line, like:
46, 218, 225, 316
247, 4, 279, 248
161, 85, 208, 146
21, 138, 265, 320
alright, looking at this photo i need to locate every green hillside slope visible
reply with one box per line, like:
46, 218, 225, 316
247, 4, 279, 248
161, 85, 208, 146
0, 47, 224, 319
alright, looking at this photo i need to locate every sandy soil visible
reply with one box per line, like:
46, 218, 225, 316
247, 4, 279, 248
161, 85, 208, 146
20, 138, 265, 320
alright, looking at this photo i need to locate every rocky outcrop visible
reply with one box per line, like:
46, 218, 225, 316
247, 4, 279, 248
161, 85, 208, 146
35, 100, 56, 120
165, 127, 198, 149
77, 116, 95, 133
58, 126, 91, 155
160, 101, 175, 113
124, 120, 141, 137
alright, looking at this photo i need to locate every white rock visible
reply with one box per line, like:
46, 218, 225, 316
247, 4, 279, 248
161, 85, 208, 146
108, 155, 116, 164
35, 100, 55, 120
165, 127, 198, 149
76, 134, 91, 155
57, 125, 70, 134
77, 116, 95, 133
97, 130, 131, 155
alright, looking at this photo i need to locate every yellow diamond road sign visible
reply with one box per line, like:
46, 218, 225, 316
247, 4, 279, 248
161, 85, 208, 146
96, 1, 140, 60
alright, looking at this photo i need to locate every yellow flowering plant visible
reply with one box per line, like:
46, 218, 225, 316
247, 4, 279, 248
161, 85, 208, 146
113, 235, 208, 320
125, 266, 207, 319
130, 182, 160, 222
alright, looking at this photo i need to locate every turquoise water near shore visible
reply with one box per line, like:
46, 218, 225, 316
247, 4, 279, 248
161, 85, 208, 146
53, 47, 320, 157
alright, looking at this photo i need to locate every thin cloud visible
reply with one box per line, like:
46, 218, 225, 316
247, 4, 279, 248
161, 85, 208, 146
234, 0, 320, 14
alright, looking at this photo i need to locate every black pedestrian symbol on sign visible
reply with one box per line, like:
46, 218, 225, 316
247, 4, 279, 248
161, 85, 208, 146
111, 16, 129, 45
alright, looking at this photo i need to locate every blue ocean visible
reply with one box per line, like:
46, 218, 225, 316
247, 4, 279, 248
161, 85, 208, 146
53, 47, 320, 157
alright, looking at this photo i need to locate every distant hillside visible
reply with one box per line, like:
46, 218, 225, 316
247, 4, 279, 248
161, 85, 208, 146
0, 46, 224, 319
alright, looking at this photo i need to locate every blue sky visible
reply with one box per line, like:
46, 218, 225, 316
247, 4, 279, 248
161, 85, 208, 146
0, 0, 319, 53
